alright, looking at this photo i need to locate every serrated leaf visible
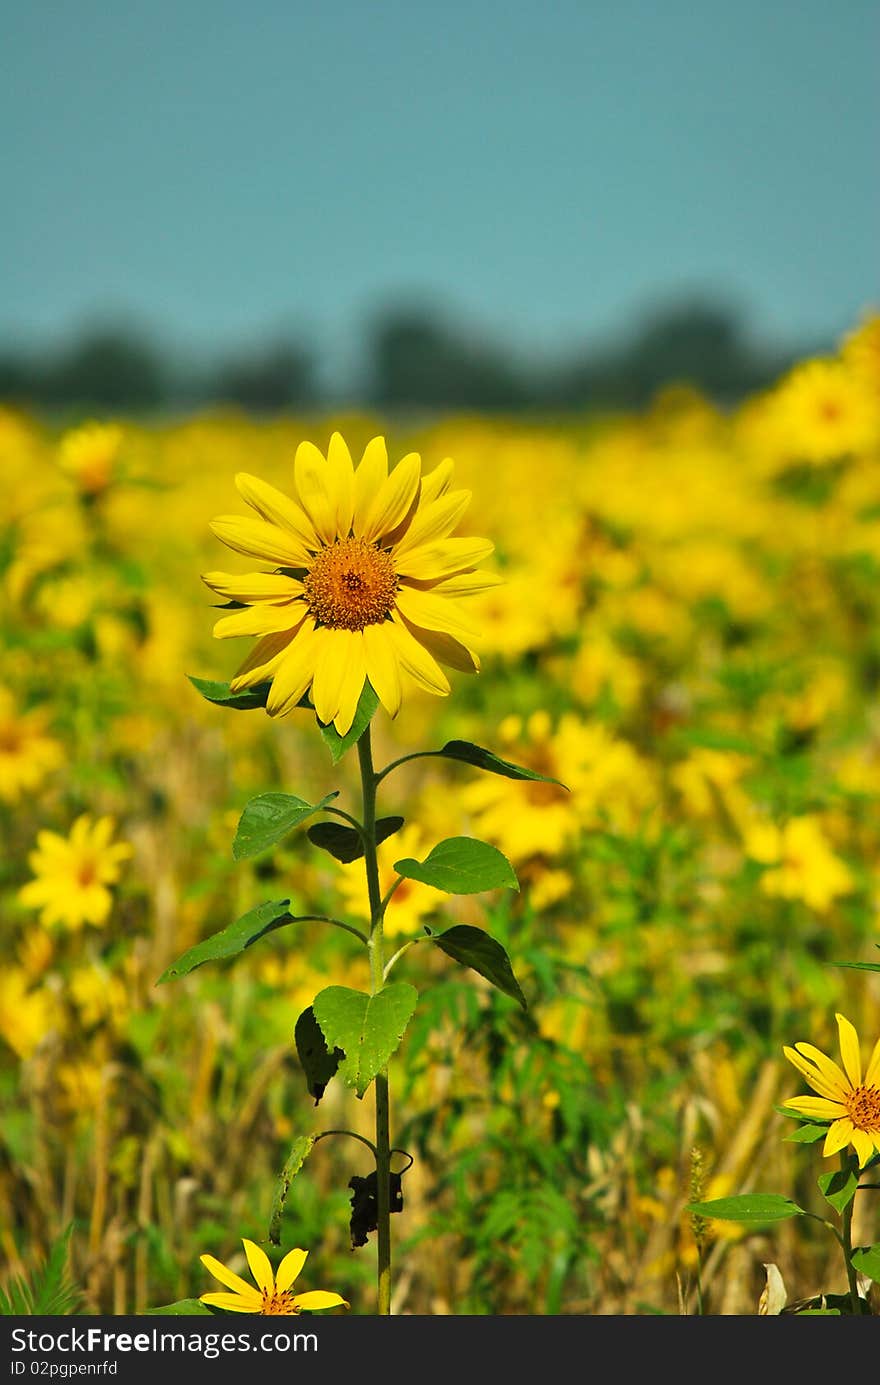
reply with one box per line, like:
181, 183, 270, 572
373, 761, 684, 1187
685, 1194, 806, 1223
319, 681, 379, 764
432, 925, 527, 1009
312, 983, 418, 1098
307, 816, 403, 864
146, 1300, 213, 1315
157, 899, 293, 982
851, 1245, 880, 1285
784, 1123, 828, 1144
188, 676, 272, 711
436, 740, 567, 788
294, 1006, 341, 1104
394, 837, 518, 894
233, 792, 340, 860
818, 1168, 859, 1214
269, 1135, 317, 1246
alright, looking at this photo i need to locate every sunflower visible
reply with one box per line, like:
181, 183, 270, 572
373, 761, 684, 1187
200, 1238, 348, 1315
782, 1013, 880, 1167
18, 814, 133, 930
203, 433, 498, 735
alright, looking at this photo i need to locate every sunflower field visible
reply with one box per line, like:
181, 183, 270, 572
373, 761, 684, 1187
2, 312, 880, 1317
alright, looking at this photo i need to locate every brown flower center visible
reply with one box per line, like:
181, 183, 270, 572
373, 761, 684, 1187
846, 1084, 880, 1131
260, 1288, 300, 1315
304, 537, 398, 631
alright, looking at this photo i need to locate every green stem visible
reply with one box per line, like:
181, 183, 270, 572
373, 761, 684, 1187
358, 724, 392, 1316
375, 749, 438, 784
840, 1153, 862, 1315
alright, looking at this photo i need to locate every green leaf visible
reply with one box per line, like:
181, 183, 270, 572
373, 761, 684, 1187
436, 740, 567, 788
156, 899, 293, 982
834, 962, 880, 973
851, 1245, 880, 1285
188, 675, 272, 711
307, 815, 403, 864
394, 836, 518, 895
685, 1194, 806, 1223
146, 1300, 213, 1315
233, 792, 340, 860
312, 983, 418, 1098
784, 1123, 828, 1144
294, 1006, 341, 1104
269, 1135, 317, 1246
432, 925, 527, 1010
319, 681, 379, 764
818, 1168, 859, 1214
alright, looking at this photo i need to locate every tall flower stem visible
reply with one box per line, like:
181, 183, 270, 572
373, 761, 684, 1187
839, 1153, 861, 1315
357, 723, 392, 1316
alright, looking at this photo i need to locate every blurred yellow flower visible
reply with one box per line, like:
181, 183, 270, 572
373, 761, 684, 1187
58, 421, 124, 496
0, 688, 63, 803
743, 815, 852, 912
782, 1013, 880, 1167
19, 814, 133, 929
0, 969, 55, 1059
336, 823, 441, 938
200, 1238, 348, 1315
770, 359, 879, 464
205, 433, 497, 734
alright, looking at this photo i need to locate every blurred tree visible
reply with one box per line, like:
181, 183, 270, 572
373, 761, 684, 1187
369, 310, 526, 410
211, 339, 315, 412
41, 326, 165, 411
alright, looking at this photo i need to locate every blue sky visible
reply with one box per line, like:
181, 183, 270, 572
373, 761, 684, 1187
3, 0, 878, 380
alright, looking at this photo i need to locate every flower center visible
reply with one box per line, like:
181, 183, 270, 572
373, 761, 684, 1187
303, 537, 398, 631
260, 1289, 300, 1315
846, 1084, 880, 1131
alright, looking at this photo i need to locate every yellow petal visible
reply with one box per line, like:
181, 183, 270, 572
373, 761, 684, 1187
332, 631, 366, 736
199, 1293, 261, 1313
275, 1248, 308, 1293
199, 1254, 261, 1300
310, 628, 352, 727
242, 1239, 274, 1293
266, 620, 320, 717
360, 452, 421, 544
327, 432, 355, 536
213, 605, 306, 640
392, 489, 472, 559
352, 437, 388, 536
784, 1043, 849, 1101
291, 1291, 349, 1312
230, 631, 297, 691
851, 1128, 875, 1167
394, 536, 494, 581
363, 623, 402, 718
294, 441, 338, 546
397, 620, 479, 674
395, 587, 480, 644
780, 1095, 847, 1119
865, 1033, 880, 1087
387, 616, 450, 696
419, 457, 454, 504
822, 1117, 854, 1157
234, 473, 319, 552
424, 570, 504, 598
210, 516, 311, 568
835, 1013, 862, 1088
202, 571, 304, 604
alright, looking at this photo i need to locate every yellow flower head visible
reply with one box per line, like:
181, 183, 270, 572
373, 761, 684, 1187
770, 358, 879, 464
200, 1238, 348, 1315
18, 814, 133, 930
782, 1013, 880, 1167
0, 688, 64, 804
58, 422, 124, 496
203, 433, 498, 735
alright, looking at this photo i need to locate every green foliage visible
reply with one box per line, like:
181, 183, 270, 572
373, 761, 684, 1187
817, 1168, 859, 1214
431, 924, 527, 1009
307, 815, 402, 864
294, 1006, 341, 1104
319, 683, 379, 763
269, 1136, 318, 1246
784, 1123, 827, 1144
232, 792, 340, 860
187, 676, 272, 711
434, 739, 567, 787
851, 1245, 880, 1285
395, 837, 518, 894
146, 1300, 213, 1315
156, 899, 294, 981
312, 984, 418, 1098
684, 1194, 806, 1223
0, 1226, 81, 1316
